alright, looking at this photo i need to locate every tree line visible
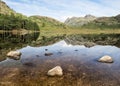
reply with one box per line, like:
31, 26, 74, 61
0, 13, 40, 31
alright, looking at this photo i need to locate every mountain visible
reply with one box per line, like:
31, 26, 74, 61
65, 14, 120, 29
83, 15, 120, 29
29, 16, 67, 29
0, 0, 66, 31
64, 14, 96, 27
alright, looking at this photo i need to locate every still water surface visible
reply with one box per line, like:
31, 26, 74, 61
0, 32, 120, 86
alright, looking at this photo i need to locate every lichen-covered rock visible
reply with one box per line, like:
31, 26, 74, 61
7, 51, 21, 60
47, 66, 63, 76
98, 55, 113, 63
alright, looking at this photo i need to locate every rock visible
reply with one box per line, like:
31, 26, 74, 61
45, 49, 48, 51
84, 42, 96, 48
98, 55, 113, 63
44, 53, 53, 56
7, 51, 21, 60
74, 49, 78, 51
47, 66, 63, 76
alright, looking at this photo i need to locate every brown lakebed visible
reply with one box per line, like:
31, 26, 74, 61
0, 40, 120, 86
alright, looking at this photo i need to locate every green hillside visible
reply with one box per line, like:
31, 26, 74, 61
0, 0, 15, 15
0, 0, 39, 31
0, 0, 67, 31
29, 16, 67, 29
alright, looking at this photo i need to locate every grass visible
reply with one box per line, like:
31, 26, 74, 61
40, 28, 120, 37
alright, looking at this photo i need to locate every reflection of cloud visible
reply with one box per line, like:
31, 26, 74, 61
52, 40, 72, 47
3, 0, 120, 22
52, 40, 86, 48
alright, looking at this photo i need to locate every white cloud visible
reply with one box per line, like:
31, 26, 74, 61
3, 0, 120, 22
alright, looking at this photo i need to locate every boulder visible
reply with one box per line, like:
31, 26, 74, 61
47, 66, 63, 76
7, 51, 21, 60
98, 55, 113, 63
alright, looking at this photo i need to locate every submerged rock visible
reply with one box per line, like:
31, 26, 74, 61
44, 53, 53, 56
7, 51, 21, 60
98, 55, 113, 63
47, 66, 63, 76
84, 42, 96, 48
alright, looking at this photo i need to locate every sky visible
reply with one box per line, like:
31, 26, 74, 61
3, 0, 120, 22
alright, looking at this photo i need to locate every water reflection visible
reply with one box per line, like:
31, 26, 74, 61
0, 40, 120, 86
1, 32, 120, 86
0, 31, 40, 61
65, 34, 120, 47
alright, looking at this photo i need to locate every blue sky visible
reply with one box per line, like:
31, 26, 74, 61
3, 0, 120, 22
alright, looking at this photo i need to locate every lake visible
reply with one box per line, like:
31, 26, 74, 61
0, 32, 120, 86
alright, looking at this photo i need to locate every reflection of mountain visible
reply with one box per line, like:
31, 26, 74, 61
0, 32, 40, 61
65, 34, 120, 47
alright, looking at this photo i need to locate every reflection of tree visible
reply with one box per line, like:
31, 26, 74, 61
0, 32, 40, 62
0, 32, 40, 47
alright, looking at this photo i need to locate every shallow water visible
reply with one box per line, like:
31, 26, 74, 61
0, 32, 120, 86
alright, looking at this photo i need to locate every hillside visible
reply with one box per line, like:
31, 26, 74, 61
0, 0, 39, 31
83, 15, 120, 29
0, 0, 15, 15
65, 14, 120, 29
0, 0, 67, 31
29, 16, 67, 29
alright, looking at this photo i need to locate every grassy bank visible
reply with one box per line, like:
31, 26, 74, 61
40, 28, 120, 37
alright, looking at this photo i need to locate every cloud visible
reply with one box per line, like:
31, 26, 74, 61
3, 0, 120, 22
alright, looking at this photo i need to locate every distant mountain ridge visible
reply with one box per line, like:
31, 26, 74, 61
64, 14, 120, 29
64, 14, 96, 27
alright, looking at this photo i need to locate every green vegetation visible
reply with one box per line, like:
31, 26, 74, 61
29, 16, 67, 29
0, 14, 39, 30
40, 28, 120, 37
0, 0, 67, 31
0, 1, 39, 31
0, 0, 15, 15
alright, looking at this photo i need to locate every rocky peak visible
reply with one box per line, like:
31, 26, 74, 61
84, 14, 96, 19
115, 14, 120, 19
115, 14, 120, 22
64, 15, 96, 26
